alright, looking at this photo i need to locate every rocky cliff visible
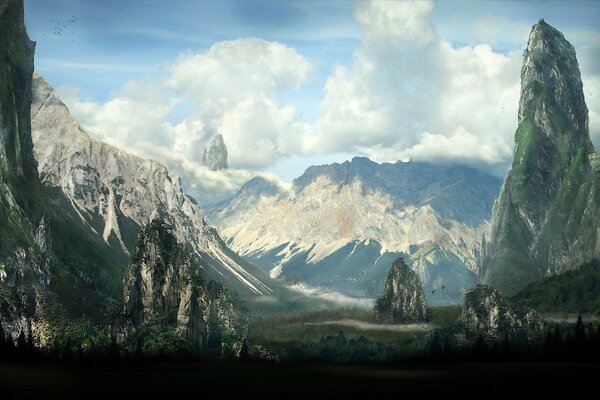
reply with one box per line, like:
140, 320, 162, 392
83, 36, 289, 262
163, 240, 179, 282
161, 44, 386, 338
123, 218, 243, 351
31, 76, 276, 301
202, 134, 228, 171
461, 284, 542, 336
480, 20, 600, 295
0, 0, 42, 259
208, 157, 501, 304
374, 258, 427, 323
0, 0, 51, 343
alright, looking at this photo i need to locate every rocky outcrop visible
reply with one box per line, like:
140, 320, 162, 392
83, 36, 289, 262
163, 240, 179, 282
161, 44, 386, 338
461, 284, 542, 336
208, 157, 500, 304
123, 218, 243, 350
480, 20, 600, 295
374, 258, 428, 323
202, 134, 228, 171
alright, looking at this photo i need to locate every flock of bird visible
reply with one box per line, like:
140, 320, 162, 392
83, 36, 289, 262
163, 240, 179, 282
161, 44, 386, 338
42, 16, 77, 41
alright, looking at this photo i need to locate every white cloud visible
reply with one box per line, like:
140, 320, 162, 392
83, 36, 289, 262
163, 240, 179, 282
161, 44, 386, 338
57, 0, 600, 203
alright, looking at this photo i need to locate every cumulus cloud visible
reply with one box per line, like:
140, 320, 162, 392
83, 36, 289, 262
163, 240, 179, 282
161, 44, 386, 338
58, 0, 600, 203
58, 38, 313, 203
307, 0, 522, 174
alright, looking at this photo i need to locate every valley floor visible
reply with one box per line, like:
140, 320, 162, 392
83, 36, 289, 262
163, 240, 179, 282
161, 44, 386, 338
1, 361, 598, 399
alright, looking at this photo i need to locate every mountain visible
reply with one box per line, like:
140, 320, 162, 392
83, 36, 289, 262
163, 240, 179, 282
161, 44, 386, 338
1, 0, 277, 349
480, 20, 600, 295
30, 75, 277, 303
374, 258, 427, 323
202, 134, 228, 171
207, 157, 502, 305
461, 284, 542, 336
122, 218, 245, 353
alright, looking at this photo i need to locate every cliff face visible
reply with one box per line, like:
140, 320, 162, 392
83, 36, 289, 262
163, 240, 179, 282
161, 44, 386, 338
461, 284, 542, 336
374, 258, 428, 323
123, 218, 243, 350
480, 20, 600, 295
0, 0, 42, 256
0, 0, 50, 343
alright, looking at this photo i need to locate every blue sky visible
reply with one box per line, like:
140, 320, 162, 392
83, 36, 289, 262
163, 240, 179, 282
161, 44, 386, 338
23, 0, 600, 201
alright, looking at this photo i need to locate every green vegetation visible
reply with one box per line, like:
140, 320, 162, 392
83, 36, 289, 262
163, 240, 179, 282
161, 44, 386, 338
510, 259, 600, 314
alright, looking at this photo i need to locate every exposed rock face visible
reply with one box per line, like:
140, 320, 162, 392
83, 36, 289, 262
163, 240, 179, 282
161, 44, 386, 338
202, 134, 228, 171
462, 284, 542, 336
480, 20, 600, 295
30, 76, 275, 300
208, 157, 501, 304
123, 218, 242, 349
0, 0, 43, 259
0, 0, 50, 343
374, 258, 428, 323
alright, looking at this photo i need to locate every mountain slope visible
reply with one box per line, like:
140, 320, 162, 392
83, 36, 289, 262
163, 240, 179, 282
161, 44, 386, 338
480, 20, 600, 295
30, 75, 277, 302
207, 157, 501, 305
0, 0, 43, 257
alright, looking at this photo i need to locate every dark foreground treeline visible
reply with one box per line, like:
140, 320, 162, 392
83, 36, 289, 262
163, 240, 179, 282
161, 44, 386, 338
2, 315, 600, 364
425, 314, 600, 363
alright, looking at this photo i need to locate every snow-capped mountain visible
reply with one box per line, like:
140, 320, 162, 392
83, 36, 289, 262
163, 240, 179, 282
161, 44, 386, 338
30, 75, 275, 300
207, 157, 502, 304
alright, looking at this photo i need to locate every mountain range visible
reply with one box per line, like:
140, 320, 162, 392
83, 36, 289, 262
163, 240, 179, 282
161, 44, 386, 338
207, 158, 502, 305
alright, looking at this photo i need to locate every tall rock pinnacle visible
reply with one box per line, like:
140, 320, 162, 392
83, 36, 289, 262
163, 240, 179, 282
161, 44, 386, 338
480, 19, 599, 295
202, 134, 228, 171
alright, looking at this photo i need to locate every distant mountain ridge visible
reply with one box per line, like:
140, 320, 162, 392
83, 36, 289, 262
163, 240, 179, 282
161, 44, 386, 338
207, 157, 502, 305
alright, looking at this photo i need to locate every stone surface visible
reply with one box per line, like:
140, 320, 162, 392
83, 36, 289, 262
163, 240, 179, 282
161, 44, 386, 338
123, 218, 242, 349
202, 134, 228, 171
480, 20, 600, 295
461, 284, 542, 336
374, 258, 428, 323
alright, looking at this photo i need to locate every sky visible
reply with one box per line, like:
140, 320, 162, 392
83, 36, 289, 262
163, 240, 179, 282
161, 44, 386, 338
24, 0, 600, 203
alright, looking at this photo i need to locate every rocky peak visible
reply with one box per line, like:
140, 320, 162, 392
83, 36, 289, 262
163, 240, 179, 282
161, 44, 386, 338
122, 218, 243, 350
202, 134, 228, 171
519, 19, 588, 134
461, 284, 542, 336
374, 258, 428, 323
480, 21, 599, 295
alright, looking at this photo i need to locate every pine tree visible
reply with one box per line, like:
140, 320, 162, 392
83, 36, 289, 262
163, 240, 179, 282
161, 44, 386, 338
134, 336, 144, 361
236, 336, 250, 362
443, 335, 453, 360
430, 331, 443, 360
575, 313, 586, 345
502, 333, 511, 360
553, 325, 562, 348
473, 335, 488, 360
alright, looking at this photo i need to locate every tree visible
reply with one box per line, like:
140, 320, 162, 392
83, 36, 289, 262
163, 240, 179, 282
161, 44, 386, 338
473, 335, 488, 360
575, 313, 586, 346
236, 336, 250, 362
430, 331, 443, 360
443, 335, 453, 360
502, 333, 511, 360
